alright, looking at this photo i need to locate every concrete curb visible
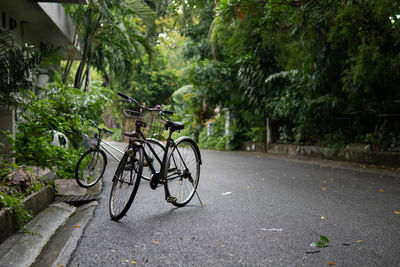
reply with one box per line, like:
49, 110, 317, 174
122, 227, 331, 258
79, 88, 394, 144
0, 202, 76, 267
0, 178, 103, 267
0, 186, 55, 244
32, 201, 99, 267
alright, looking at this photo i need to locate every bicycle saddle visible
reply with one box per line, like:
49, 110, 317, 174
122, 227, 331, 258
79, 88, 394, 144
124, 131, 137, 138
166, 121, 184, 132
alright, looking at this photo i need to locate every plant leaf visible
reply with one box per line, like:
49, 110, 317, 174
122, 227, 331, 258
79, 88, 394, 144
320, 236, 329, 243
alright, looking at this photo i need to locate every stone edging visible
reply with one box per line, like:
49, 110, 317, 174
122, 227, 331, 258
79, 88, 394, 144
242, 142, 400, 168
0, 186, 55, 244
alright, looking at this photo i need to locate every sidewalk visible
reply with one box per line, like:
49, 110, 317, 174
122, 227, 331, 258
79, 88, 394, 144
0, 179, 102, 267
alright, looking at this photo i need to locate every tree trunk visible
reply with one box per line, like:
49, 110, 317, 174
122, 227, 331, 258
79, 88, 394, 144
73, 14, 101, 89
62, 26, 80, 84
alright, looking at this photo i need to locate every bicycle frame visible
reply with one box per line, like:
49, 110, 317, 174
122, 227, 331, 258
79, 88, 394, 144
87, 120, 125, 162
135, 124, 192, 195
100, 139, 124, 162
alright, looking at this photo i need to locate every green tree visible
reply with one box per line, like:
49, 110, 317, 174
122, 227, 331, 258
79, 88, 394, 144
63, 0, 154, 91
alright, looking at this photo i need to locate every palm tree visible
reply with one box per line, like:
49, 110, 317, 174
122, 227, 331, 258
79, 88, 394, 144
62, 0, 155, 91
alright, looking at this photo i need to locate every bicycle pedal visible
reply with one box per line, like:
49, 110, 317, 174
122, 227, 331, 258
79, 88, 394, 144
166, 196, 177, 203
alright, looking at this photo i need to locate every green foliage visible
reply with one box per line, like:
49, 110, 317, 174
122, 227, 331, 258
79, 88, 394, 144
198, 114, 229, 151
318, 131, 347, 151
0, 30, 59, 109
13, 73, 111, 177
111, 128, 123, 142
125, 48, 184, 107
202, 0, 400, 150
63, 0, 154, 90
0, 153, 46, 230
0, 192, 32, 229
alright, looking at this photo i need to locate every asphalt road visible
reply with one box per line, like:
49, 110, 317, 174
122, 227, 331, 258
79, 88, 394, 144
68, 144, 400, 266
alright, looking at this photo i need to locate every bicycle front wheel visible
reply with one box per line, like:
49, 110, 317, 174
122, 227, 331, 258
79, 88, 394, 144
75, 149, 107, 188
164, 137, 201, 207
109, 148, 143, 221
142, 138, 165, 181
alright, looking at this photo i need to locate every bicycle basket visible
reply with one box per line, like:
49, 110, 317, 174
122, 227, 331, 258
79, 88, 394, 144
141, 109, 166, 139
82, 133, 97, 149
122, 108, 165, 139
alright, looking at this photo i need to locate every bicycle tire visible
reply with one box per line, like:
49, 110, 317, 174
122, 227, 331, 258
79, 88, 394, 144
109, 147, 143, 221
164, 137, 201, 207
75, 149, 107, 188
142, 138, 165, 181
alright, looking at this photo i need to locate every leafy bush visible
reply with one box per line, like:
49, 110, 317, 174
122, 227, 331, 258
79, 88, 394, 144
0, 192, 32, 229
112, 128, 123, 142
13, 72, 111, 178
318, 131, 347, 151
198, 114, 229, 150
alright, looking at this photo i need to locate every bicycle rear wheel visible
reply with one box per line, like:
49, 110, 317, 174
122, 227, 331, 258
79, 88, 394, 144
142, 138, 165, 181
75, 149, 107, 188
109, 148, 143, 221
164, 137, 201, 207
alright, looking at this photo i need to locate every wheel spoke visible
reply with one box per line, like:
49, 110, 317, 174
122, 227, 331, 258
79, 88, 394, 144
164, 139, 200, 206
75, 150, 106, 188
109, 149, 143, 221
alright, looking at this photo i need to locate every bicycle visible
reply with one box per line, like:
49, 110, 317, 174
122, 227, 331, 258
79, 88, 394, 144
75, 120, 120, 188
109, 92, 202, 221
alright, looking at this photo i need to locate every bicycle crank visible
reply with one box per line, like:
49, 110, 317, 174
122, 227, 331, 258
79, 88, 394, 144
149, 173, 160, 190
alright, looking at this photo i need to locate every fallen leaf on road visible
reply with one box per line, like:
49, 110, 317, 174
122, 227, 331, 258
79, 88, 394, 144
261, 178, 265, 181
131, 261, 136, 264
153, 241, 160, 244
74, 225, 81, 228
380, 189, 384, 192
321, 216, 326, 220
221, 192, 232, 195
355, 240, 363, 243
395, 211, 400, 215
202, 203, 206, 207
328, 262, 336, 265
220, 244, 226, 248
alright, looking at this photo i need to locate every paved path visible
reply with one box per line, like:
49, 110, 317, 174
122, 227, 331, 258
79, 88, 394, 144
68, 145, 400, 266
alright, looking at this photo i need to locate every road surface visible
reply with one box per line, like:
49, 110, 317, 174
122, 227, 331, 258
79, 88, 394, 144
68, 145, 400, 266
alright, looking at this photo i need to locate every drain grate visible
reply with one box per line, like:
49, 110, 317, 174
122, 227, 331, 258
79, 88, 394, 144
56, 194, 98, 207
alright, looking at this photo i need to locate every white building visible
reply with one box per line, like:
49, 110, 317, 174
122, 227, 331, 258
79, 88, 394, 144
0, 0, 83, 152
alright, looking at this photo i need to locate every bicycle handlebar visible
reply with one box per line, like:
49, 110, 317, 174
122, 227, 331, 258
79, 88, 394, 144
118, 91, 174, 116
89, 119, 113, 134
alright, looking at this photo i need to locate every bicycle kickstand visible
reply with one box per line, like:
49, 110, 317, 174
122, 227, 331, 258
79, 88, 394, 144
195, 190, 205, 207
